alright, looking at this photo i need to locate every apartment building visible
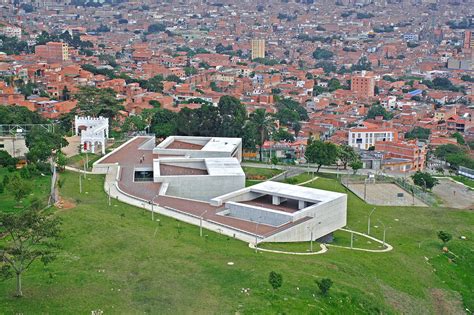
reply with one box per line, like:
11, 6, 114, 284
375, 140, 426, 172
348, 123, 398, 150
251, 39, 265, 60
351, 71, 375, 98
35, 42, 69, 63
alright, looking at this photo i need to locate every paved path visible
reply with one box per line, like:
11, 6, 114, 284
251, 228, 393, 255
242, 162, 408, 178
62, 136, 81, 157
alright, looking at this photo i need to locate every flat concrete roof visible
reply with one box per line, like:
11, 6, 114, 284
249, 181, 345, 204
155, 136, 241, 154
201, 137, 241, 153
205, 158, 245, 176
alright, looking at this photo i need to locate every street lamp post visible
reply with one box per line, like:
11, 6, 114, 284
150, 194, 159, 221
255, 216, 262, 253
200, 209, 209, 237
378, 220, 386, 247
368, 207, 376, 235
307, 225, 314, 252
364, 178, 368, 201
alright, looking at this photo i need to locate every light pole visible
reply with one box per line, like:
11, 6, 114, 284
378, 219, 386, 247
79, 173, 82, 193
150, 194, 159, 221
255, 216, 262, 253
368, 207, 376, 235
307, 226, 314, 252
364, 178, 368, 201
200, 209, 209, 237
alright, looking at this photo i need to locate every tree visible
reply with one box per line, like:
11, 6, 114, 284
305, 140, 338, 172
26, 127, 68, 163
74, 86, 125, 119
149, 100, 161, 108
349, 160, 363, 174
272, 128, 295, 142
249, 109, 275, 162
434, 144, 464, 160
147, 23, 166, 33
411, 171, 438, 191
337, 144, 358, 169
55, 151, 67, 172
151, 109, 178, 138
366, 105, 393, 120
275, 98, 308, 126
437, 231, 452, 244
7, 173, 32, 206
122, 115, 147, 133
217, 96, 246, 137
0, 106, 46, 125
0, 151, 17, 168
405, 127, 431, 140
268, 271, 283, 295
452, 132, 465, 145
0, 209, 61, 297
312, 48, 334, 60
316, 278, 333, 296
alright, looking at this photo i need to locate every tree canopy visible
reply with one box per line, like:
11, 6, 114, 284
73, 86, 125, 119
411, 171, 438, 190
0, 209, 62, 297
305, 140, 338, 172
312, 48, 334, 60
405, 127, 431, 140
366, 105, 393, 120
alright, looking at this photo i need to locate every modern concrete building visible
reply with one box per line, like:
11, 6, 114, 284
211, 181, 347, 242
152, 157, 245, 201
153, 136, 242, 161
251, 39, 265, 60
93, 136, 347, 243
0, 135, 28, 158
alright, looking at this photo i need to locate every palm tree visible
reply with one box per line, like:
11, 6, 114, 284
249, 109, 275, 162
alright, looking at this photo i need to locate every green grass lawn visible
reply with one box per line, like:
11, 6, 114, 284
0, 167, 51, 213
451, 175, 474, 189
245, 179, 263, 187
0, 171, 472, 314
67, 153, 101, 171
242, 166, 282, 180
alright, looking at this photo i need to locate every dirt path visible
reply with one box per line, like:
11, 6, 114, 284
432, 178, 474, 210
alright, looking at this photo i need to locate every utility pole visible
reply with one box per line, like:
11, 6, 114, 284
200, 209, 209, 237
368, 207, 376, 235
378, 220, 386, 247
364, 179, 367, 201
150, 194, 159, 221
255, 216, 262, 253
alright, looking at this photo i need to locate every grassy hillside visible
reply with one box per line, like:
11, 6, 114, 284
0, 171, 472, 314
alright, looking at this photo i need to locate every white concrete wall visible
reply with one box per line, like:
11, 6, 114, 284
226, 202, 292, 226
262, 195, 347, 242
0, 137, 28, 158
159, 174, 246, 202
